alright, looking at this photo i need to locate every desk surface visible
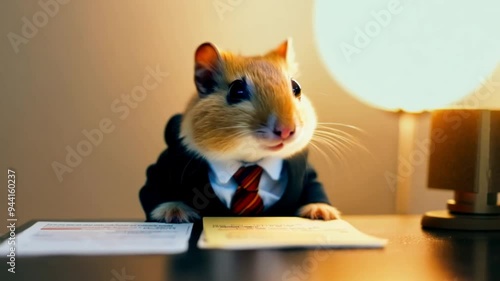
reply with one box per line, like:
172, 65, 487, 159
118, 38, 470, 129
1, 215, 499, 281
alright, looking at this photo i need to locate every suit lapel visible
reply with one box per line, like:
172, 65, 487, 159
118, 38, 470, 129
264, 150, 307, 215
180, 155, 233, 215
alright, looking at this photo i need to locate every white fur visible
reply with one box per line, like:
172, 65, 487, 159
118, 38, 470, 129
298, 203, 341, 221
183, 94, 317, 163
151, 202, 200, 223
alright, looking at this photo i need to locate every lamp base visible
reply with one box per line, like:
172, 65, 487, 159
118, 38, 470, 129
421, 210, 500, 231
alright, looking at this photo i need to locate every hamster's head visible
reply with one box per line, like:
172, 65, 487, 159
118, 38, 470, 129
180, 39, 317, 163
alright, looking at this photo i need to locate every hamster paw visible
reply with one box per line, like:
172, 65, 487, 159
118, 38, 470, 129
150, 201, 200, 223
298, 203, 341, 221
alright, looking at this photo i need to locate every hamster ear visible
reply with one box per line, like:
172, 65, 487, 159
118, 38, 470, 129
268, 38, 298, 75
269, 38, 294, 60
195, 42, 222, 96
275, 39, 289, 59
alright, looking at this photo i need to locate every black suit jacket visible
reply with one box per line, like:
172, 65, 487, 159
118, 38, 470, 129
139, 114, 331, 222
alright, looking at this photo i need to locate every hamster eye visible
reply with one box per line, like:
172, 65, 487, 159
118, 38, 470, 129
292, 79, 301, 99
227, 79, 250, 104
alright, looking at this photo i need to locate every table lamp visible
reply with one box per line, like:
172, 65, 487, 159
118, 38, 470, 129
313, 0, 500, 230
422, 109, 500, 230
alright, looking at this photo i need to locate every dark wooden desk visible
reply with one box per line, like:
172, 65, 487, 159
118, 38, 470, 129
1, 215, 499, 281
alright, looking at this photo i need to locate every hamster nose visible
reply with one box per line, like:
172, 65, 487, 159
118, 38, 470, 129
273, 125, 296, 140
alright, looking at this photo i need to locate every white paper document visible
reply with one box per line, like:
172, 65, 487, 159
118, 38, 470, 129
198, 217, 387, 249
0, 221, 193, 256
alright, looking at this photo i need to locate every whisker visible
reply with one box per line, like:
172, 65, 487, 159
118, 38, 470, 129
316, 125, 364, 139
310, 138, 347, 168
315, 124, 374, 162
315, 127, 364, 146
311, 136, 348, 166
314, 128, 372, 156
317, 122, 366, 133
314, 131, 355, 153
315, 130, 359, 150
308, 141, 336, 168
309, 121, 376, 172
319, 135, 349, 159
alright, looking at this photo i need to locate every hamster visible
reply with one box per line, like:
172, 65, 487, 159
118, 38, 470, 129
139, 39, 340, 223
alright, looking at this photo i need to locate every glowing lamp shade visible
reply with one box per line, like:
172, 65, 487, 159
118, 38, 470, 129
313, 0, 500, 112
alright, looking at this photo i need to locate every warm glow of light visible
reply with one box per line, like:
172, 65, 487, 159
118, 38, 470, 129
313, 0, 500, 112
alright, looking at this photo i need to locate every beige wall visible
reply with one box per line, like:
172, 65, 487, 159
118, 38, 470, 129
2, 0, 496, 227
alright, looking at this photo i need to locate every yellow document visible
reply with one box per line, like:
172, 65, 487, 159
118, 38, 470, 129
199, 217, 387, 249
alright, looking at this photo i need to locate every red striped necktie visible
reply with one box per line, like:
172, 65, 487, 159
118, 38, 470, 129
230, 165, 264, 215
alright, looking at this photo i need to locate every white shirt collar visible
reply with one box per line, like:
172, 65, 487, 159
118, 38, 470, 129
207, 157, 284, 184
